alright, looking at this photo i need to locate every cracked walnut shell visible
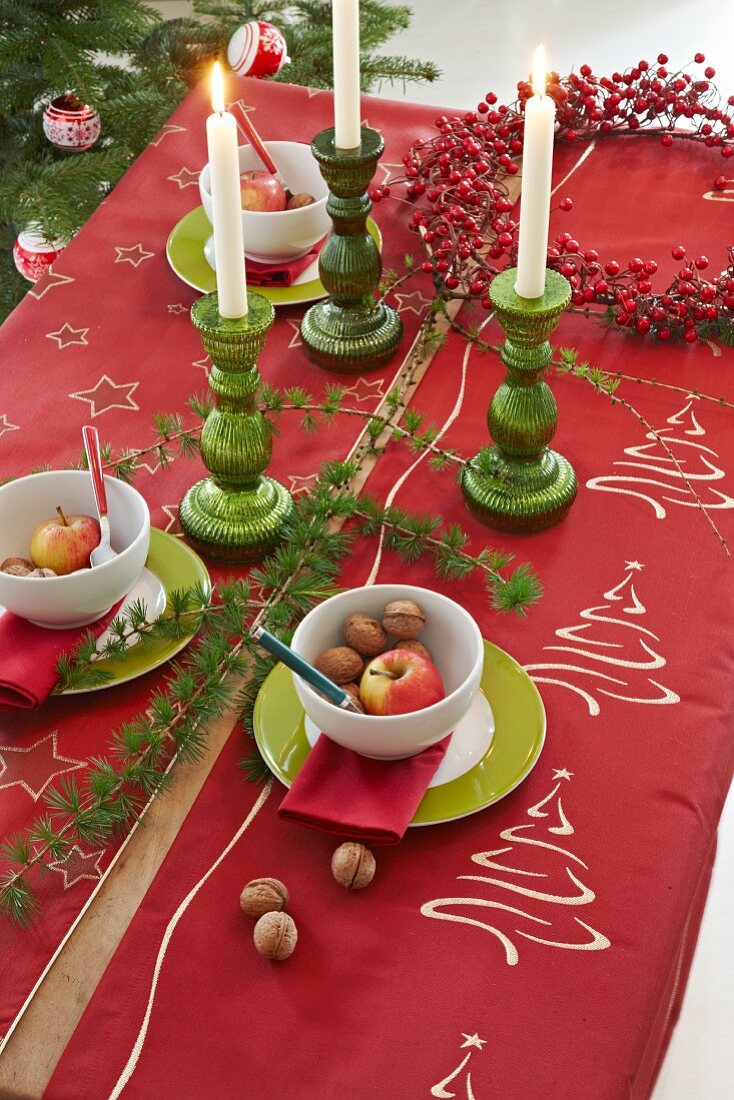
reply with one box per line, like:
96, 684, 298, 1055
254, 911, 298, 960
344, 613, 389, 657
331, 842, 376, 890
314, 646, 363, 684
392, 638, 433, 663
286, 191, 315, 209
343, 683, 365, 713
382, 599, 426, 639
240, 877, 289, 919
0, 557, 34, 576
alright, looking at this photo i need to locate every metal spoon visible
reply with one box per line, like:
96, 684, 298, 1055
82, 424, 116, 566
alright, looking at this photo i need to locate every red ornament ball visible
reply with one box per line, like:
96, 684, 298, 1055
13, 228, 67, 283
227, 21, 289, 78
42, 95, 100, 152
559, 197, 574, 211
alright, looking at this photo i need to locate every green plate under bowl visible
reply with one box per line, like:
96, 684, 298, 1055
166, 206, 382, 308
64, 528, 211, 694
253, 640, 546, 827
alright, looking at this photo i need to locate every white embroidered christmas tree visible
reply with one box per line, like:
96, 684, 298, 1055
421, 770, 610, 967
523, 561, 680, 716
430, 1033, 486, 1098
587, 396, 734, 517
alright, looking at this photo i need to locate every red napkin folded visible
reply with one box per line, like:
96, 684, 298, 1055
0, 604, 121, 711
278, 732, 450, 845
245, 237, 326, 288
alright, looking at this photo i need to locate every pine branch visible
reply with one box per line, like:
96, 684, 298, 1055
557, 350, 731, 557
53, 582, 219, 693
604, 373, 734, 414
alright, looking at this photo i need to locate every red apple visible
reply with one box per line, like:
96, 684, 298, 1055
359, 649, 445, 716
240, 170, 287, 212
29, 506, 100, 575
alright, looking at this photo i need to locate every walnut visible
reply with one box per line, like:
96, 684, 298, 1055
27, 567, 57, 578
314, 646, 363, 684
343, 683, 365, 713
344, 613, 389, 657
382, 599, 426, 640
1, 557, 33, 576
240, 877, 289, 919
287, 191, 315, 209
331, 842, 376, 890
253, 911, 298, 960
392, 639, 433, 663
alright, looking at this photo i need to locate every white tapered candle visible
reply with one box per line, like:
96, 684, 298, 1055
332, 0, 361, 150
206, 62, 248, 318
515, 45, 556, 300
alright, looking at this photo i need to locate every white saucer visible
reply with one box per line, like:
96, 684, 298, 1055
304, 689, 495, 788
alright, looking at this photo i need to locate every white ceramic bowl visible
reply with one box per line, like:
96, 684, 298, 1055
291, 584, 484, 760
199, 141, 330, 263
0, 470, 150, 629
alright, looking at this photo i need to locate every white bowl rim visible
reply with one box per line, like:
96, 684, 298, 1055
291, 583, 484, 725
0, 469, 150, 585
199, 140, 328, 219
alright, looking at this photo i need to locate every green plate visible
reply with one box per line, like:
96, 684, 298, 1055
65, 528, 211, 694
166, 205, 381, 308
253, 640, 546, 827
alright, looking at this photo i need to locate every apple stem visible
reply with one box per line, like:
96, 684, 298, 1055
369, 668, 399, 680
56, 505, 69, 527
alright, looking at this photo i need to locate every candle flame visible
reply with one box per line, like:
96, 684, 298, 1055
532, 45, 547, 97
211, 61, 225, 113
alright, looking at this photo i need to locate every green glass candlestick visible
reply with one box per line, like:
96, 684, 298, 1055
180, 291, 293, 561
460, 267, 577, 532
300, 126, 403, 374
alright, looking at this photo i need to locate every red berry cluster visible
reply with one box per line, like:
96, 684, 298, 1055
378, 54, 734, 342
547, 232, 734, 342
516, 53, 734, 155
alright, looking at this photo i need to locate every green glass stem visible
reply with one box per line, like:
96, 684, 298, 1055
180, 291, 293, 562
300, 126, 403, 374
460, 268, 577, 532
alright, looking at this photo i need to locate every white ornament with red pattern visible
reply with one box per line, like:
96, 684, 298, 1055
13, 229, 67, 283
42, 95, 101, 152
227, 21, 289, 79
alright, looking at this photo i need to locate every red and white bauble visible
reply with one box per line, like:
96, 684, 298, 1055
227, 21, 290, 79
42, 95, 101, 152
13, 229, 67, 283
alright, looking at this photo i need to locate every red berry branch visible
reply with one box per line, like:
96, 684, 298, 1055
376, 54, 734, 344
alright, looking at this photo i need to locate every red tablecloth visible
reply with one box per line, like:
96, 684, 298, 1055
0, 79, 733, 1100
0, 77, 438, 1050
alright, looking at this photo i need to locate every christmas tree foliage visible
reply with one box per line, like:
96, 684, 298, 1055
0, 0, 438, 321
192, 1, 441, 90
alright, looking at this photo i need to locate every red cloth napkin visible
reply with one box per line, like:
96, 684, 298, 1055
278, 732, 450, 845
0, 603, 121, 710
245, 237, 326, 288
